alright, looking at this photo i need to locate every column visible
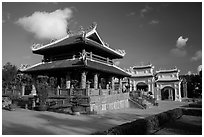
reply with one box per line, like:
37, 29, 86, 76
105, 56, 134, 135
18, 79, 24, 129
133, 81, 136, 91
148, 84, 151, 92
94, 73, 98, 89
119, 78, 122, 93
86, 81, 91, 96
56, 85, 60, 96
111, 77, 115, 91
31, 85, 37, 95
81, 71, 87, 89
183, 81, 188, 98
66, 72, 71, 89
178, 82, 182, 101
22, 84, 25, 96
129, 80, 132, 92
170, 89, 173, 100
31, 75, 37, 95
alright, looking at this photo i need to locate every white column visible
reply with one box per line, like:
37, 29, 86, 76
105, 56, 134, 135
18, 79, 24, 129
178, 82, 182, 101
81, 71, 87, 89
22, 84, 25, 96
31, 85, 37, 95
152, 83, 155, 97
133, 81, 136, 91
66, 72, 71, 89
148, 84, 151, 92
94, 73, 98, 89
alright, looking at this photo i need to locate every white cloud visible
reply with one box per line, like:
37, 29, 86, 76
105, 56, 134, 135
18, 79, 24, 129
176, 36, 188, 48
170, 48, 187, 57
127, 12, 135, 16
149, 20, 159, 24
191, 50, 202, 61
140, 5, 152, 17
170, 36, 188, 57
7, 13, 10, 20
16, 8, 73, 40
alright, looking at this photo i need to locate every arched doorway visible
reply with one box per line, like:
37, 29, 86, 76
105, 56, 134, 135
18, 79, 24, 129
136, 82, 148, 91
161, 86, 175, 100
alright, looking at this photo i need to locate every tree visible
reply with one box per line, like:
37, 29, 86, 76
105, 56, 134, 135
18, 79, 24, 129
2, 62, 18, 89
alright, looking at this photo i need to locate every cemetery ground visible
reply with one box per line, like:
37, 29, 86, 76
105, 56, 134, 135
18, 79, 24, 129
2, 100, 202, 135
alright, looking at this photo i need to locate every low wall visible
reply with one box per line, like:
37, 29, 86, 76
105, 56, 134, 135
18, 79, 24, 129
89, 93, 129, 113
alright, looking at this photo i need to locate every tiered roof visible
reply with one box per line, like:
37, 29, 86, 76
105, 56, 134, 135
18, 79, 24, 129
155, 68, 180, 82
20, 23, 129, 77
31, 23, 126, 59
127, 64, 154, 78
21, 58, 129, 77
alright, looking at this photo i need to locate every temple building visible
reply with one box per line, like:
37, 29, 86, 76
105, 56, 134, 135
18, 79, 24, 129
20, 23, 130, 113
155, 68, 182, 101
127, 64, 155, 98
127, 64, 182, 102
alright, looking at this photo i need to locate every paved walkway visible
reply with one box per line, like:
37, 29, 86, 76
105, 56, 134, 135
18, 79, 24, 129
2, 100, 190, 135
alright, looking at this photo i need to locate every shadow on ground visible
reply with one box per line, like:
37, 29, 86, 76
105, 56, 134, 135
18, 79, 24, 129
154, 115, 202, 135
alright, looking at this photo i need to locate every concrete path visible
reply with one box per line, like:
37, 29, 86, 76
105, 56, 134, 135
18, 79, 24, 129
2, 100, 190, 135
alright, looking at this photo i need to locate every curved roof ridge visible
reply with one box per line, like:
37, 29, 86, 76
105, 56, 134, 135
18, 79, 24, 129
31, 22, 97, 51
156, 68, 179, 73
133, 64, 153, 69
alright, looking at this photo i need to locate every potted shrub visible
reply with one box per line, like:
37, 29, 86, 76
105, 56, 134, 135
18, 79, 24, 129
71, 96, 81, 115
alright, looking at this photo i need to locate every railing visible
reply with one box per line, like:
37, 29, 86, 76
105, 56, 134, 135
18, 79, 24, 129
86, 52, 114, 65
142, 94, 158, 106
129, 91, 158, 108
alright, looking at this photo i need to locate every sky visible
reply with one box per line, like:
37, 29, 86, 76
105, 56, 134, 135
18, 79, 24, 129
2, 2, 202, 75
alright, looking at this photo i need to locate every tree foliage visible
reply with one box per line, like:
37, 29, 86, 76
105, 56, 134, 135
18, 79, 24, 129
2, 62, 18, 89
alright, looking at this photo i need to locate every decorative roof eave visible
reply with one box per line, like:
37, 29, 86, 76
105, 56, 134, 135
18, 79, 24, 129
156, 69, 180, 74
112, 64, 131, 77
130, 74, 154, 78
132, 64, 154, 69
86, 58, 130, 77
85, 26, 126, 57
19, 62, 43, 72
155, 79, 180, 82
31, 35, 71, 51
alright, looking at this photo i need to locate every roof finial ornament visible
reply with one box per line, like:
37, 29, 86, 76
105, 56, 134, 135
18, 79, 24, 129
92, 22, 97, 30
79, 26, 84, 31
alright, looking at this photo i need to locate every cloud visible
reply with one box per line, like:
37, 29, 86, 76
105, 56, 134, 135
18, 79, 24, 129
170, 48, 187, 57
170, 36, 188, 57
191, 50, 202, 61
16, 8, 73, 40
127, 12, 135, 16
140, 5, 152, 17
176, 36, 188, 48
149, 20, 159, 24
7, 13, 10, 20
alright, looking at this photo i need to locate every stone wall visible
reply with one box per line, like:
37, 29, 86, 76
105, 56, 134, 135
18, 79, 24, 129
89, 93, 129, 113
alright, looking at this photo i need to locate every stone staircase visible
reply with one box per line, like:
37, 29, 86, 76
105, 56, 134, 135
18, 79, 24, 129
129, 91, 158, 109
